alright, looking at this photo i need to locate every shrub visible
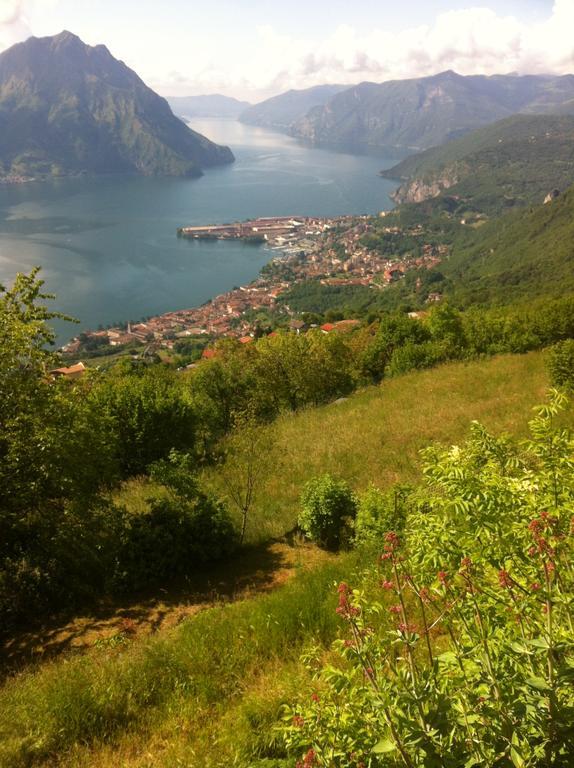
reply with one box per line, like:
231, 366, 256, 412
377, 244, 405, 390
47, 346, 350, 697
547, 339, 574, 389
284, 391, 574, 766
115, 492, 237, 592
298, 475, 357, 549
387, 340, 448, 377
354, 484, 409, 547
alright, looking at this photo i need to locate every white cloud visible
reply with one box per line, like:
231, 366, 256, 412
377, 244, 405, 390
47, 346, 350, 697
0, 0, 59, 50
158, 1, 574, 98
1, 1, 573, 99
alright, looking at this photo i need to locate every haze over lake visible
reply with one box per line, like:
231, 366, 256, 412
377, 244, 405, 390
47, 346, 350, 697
0, 119, 401, 344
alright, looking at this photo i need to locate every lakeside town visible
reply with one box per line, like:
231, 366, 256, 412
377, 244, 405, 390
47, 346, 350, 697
62, 214, 447, 359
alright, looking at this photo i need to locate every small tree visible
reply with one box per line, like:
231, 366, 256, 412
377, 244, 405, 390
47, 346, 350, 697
219, 414, 272, 545
547, 339, 574, 389
299, 474, 357, 549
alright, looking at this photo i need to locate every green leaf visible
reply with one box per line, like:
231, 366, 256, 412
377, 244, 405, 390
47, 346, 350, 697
525, 676, 552, 692
511, 748, 525, 767
373, 739, 397, 754
527, 637, 550, 650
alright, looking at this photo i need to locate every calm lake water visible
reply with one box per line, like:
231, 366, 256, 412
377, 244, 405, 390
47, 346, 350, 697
0, 119, 401, 344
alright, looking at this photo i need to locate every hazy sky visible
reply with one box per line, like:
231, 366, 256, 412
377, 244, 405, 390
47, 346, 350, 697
0, 0, 572, 101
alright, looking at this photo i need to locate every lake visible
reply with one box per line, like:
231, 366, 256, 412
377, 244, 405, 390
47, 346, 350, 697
0, 119, 401, 344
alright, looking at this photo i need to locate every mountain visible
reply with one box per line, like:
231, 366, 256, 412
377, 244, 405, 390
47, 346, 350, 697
290, 71, 574, 152
0, 31, 234, 177
382, 114, 574, 215
442, 185, 574, 305
239, 84, 349, 132
166, 94, 250, 119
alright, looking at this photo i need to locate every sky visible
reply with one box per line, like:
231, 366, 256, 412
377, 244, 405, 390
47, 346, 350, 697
0, 0, 572, 102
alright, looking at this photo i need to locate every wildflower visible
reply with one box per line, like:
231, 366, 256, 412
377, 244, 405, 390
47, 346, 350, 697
381, 580, 394, 590
336, 582, 360, 619
498, 569, 513, 589
544, 561, 555, 576
302, 748, 317, 767
389, 604, 402, 614
419, 586, 432, 604
529, 519, 543, 534
293, 715, 305, 727
437, 570, 448, 586
460, 556, 472, 572
530, 582, 541, 591
311, 693, 320, 703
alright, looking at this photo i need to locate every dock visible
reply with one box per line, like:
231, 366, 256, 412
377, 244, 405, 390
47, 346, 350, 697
177, 216, 331, 245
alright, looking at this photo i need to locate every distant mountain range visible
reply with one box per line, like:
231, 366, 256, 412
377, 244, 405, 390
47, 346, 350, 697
246, 71, 574, 154
239, 84, 348, 132
167, 94, 250, 119
382, 114, 574, 215
0, 31, 234, 177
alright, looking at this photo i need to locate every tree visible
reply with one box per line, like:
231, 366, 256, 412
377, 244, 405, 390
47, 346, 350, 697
219, 414, 273, 545
91, 362, 197, 476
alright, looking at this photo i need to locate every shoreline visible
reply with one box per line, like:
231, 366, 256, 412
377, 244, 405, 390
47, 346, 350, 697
62, 211, 446, 359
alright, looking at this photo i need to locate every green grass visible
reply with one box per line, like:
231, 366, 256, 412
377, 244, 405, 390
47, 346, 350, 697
0, 557, 357, 768
0, 350, 554, 767
200, 350, 549, 541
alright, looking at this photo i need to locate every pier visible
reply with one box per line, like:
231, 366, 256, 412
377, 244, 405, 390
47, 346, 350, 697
177, 216, 331, 245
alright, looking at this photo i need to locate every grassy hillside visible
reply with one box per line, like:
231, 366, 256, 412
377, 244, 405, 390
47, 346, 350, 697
382, 114, 574, 215
0, 350, 557, 768
116, 351, 551, 544
444, 185, 574, 305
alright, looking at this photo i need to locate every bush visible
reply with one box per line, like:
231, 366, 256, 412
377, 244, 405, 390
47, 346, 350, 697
547, 339, 574, 389
115, 492, 237, 592
387, 340, 448, 377
298, 475, 357, 549
284, 392, 574, 766
0, 497, 125, 626
354, 484, 409, 547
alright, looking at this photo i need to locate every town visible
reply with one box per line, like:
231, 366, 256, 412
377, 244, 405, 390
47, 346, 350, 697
63, 214, 447, 359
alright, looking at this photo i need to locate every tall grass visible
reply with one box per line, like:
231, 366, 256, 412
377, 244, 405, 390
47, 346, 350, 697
202, 351, 550, 540
0, 556, 359, 768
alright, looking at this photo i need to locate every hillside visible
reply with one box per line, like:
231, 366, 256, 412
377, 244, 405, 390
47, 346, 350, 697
290, 71, 574, 151
239, 84, 348, 132
382, 114, 574, 215
0, 31, 234, 177
0, 350, 556, 768
166, 94, 250, 119
444, 185, 574, 305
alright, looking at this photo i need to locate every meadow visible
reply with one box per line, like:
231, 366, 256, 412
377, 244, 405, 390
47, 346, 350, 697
0, 349, 557, 768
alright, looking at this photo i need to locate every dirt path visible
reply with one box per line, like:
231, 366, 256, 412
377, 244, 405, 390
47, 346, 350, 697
0, 539, 333, 673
